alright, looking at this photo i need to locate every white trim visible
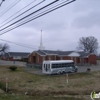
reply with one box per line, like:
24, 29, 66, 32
27, 53, 31, 57
43, 56, 45, 61
46, 54, 58, 55
35, 51, 46, 56
38, 55, 39, 63
68, 51, 80, 57
57, 55, 68, 57
40, 50, 47, 55
43, 60, 74, 63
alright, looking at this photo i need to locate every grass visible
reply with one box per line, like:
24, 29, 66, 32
0, 94, 83, 100
0, 66, 100, 100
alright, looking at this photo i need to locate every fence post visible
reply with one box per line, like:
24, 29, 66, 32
66, 74, 68, 84
6, 78, 8, 92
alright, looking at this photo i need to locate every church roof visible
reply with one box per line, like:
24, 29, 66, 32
36, 50, 46, 56
35, 50, 94, 57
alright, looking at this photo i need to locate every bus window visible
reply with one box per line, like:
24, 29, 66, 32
55, 64, 58, 68
52, 64, 55, 68
58, 64, 60, 68
48, 64, 50, 71
44, 64, 45, 69
60, 63, 62, 68
46, 64, 47, 71
65, 63, 68, 67
67, 65, 70, 67
62, 63, 65, 67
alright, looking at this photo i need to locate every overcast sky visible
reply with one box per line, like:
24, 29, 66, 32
0, 0, 100, 53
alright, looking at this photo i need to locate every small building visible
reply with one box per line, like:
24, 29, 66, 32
4, 52, 30, 61
28, 50, 97, 65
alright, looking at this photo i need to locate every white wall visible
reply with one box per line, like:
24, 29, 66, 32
13, 56, 21, 59
68, 52, 80, 57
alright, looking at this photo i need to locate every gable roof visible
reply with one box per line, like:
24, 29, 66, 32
36, 50, 46, 56
35, 50, 74, 56
42, 50, 59, 55
34, 50, 94, 57
8, 52, 30, 58
78, 52, 91, 57
58, 51, 73, 56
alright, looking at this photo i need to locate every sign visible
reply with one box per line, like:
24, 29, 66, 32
90, 91, 100, 100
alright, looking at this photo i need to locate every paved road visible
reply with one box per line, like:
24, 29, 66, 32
0, 60, 26, 66
24, 65, 100, 75
78, 65, 100, 72
1, 60, 100, 74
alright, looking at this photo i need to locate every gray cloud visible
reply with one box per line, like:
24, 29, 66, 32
72, 10, 100, 28
0, 0, 100, 53
73, 0, 100, 13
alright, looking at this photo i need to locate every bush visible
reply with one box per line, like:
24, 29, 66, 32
86, 68, 91, 73
9, 66, 17, 71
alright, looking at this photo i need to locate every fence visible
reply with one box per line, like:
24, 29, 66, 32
24, 64, 42, 72
76, 63, 91, 66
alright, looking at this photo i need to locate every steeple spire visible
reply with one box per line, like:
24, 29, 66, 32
40, 30, 43, 46
39, 30, 45, 50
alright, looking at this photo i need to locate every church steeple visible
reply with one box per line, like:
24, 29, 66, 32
39, 30, 45, 50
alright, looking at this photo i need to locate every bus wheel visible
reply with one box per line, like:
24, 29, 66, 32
57, 71, 61, 75
62, 71, 66, 74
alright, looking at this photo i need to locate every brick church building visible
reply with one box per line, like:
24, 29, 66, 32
28, 50, 97, 65
28, 32, 97, 65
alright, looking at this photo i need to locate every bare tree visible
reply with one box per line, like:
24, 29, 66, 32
77, 36, 98, 53
0, 43, 9, 55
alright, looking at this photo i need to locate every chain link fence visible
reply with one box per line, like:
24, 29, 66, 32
24, 64, 42, 74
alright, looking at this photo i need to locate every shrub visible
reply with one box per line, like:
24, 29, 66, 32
87, 68, 91, 71
86, 68, 91, 74
9, 66, 17, 71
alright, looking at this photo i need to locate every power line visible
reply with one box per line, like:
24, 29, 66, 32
0, 39, 38, 49
0, 0, 5, 7
0, 0, 76, 35
0, 39, 39, 47
0, 38, 59, 50
0, 0, 45, 28
0, 0, 59, 31
0, 0, 36, 25
0, 0, 21, 17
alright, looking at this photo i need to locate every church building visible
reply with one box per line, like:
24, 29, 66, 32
28, 31, 97, 65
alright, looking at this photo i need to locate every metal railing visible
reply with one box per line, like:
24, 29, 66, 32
25, 63, 42, 69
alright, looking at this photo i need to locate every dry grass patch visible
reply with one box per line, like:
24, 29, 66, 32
0, 66, 100, 97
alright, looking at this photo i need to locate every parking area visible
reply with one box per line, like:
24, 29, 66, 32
78, 65, 100, 72
0, 60, 26, 66
24, 65, 100, 75
1, 60, 100, 75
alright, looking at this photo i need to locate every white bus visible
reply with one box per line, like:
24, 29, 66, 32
42, 60, 78, 74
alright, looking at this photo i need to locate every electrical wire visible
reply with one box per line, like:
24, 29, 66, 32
0, 39, 58, 50
0, 0, 21, 17
0, 0, 76, 35
0, 0, 45, 28
0, 0, 5, 7
0, 0, 63, 28
0, 0, 59, 31
0, 39, 39, 47
0, 39, 38, 49
0, 0, 36, 25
